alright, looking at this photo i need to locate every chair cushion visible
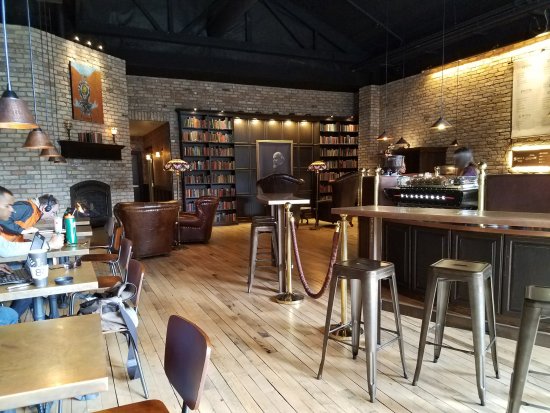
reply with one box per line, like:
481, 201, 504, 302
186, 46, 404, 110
178, 212, 202, 227
96, 399, 169, 413
81, 253, 118, 263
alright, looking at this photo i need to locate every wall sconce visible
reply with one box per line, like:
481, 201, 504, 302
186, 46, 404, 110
63, 120, 72, 140
145, 154, 152, 161
110, 127, 118, 144
155, 151, 161, 158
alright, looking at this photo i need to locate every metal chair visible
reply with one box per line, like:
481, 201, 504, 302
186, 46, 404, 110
412, 259, 499, 406
317, 258, 407, 402
80, 223, 123, 276
247, 216, 278, 293
96, 314, 211, 413
507, 285, 550, 413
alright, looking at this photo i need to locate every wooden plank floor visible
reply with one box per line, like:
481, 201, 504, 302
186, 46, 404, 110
20, 222, 550, 412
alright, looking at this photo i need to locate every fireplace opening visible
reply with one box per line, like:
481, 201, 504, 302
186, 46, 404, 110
70, 180, 112, 227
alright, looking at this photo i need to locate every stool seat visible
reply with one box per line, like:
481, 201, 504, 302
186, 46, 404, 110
97, 399, 169, 413
318, 257, 407, 402
413, 258, 499, 406
248, 218, 279, 293
525, 285, 550, 302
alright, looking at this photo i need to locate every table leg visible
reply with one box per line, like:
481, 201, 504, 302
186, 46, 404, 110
276, 204, 285, 293
48, 295, 59, 319
32, 297, 45, 321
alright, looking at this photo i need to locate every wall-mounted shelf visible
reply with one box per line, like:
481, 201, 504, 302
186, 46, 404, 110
59, 140, 125, 160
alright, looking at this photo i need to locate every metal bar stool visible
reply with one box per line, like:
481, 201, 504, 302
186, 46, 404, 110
507, 285, 550, 413
247, 216, 278, 293
412, 259, 499, 406
317, 258, 407, 402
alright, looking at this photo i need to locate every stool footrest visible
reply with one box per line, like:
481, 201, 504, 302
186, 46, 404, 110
522, 402, 550, 411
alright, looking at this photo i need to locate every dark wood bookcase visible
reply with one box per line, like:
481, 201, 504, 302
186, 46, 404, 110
176, 109, 237, 225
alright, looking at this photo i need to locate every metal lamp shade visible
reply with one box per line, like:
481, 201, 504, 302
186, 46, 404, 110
0, 89, 37, 130
307, 160, 327, 172
39, 146, 61, 158
395, 137, 410, 147
376, 130, 391, 141
431, 116, 452, 131
164, 158, 190, 173
450, 139, 459, 146
49, 155, 67, 163
23, 128, 53, 149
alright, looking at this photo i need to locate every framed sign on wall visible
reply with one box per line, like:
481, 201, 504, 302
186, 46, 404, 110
256, 140, 293, 179
69, 61, 104, 124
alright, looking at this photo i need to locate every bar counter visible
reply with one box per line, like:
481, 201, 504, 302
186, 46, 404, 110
333, 204, 550, 342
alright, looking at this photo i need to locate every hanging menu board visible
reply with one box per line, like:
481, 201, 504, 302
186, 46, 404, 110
511, 148, 550, 167
511, 52, 550, 138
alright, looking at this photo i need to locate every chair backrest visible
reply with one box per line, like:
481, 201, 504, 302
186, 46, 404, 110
331, 172, 360, 208
126, 259, 145, 311
118, 238, 133, 281
257, 173, 304, 194
111, 225, 123, 253
164, 315, 211, 411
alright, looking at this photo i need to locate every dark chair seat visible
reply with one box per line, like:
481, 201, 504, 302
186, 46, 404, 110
178, 212, 202, 228
97, 399, 169, 413
80, 253, 118, 263
178, 196, 219, 243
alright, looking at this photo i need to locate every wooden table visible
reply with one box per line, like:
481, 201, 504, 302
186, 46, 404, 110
257, 193, 309, 296
0, 314, 108, 411
0, 261, 98, 320
0, 241, 90, 264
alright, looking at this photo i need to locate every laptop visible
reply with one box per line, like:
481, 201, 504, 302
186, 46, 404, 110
0, 233, 46, 286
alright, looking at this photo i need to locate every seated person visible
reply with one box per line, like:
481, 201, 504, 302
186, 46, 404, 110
0, 193, 59, 242
0, 187, 63, 320
453, 147, 478, 177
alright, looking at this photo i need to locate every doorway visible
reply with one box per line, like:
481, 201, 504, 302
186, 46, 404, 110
129, 120, 173, 202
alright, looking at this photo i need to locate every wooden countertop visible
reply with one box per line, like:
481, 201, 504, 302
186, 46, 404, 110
0, 314, 108, 410
332, 206, 550, 229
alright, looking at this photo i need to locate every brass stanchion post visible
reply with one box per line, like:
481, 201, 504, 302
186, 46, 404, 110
276, 202, 304, 304
477, 161, 487, 213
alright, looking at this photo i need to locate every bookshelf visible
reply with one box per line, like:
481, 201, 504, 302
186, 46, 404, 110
176, 109, 237, 226
318, 119, 359, 199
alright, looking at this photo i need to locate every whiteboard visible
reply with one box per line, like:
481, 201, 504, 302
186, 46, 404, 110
511, 52, 550, 138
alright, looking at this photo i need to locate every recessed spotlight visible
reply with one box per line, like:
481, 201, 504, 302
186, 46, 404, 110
193, 107, 197, 111
98, 45, 103, 50
86, 40, 92, 46
74, 35, 80, 42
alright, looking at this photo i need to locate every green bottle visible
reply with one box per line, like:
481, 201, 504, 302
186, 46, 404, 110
64, 213, 78, 245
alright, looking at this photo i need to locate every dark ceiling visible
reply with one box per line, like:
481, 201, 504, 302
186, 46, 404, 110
9, 0, 550, 91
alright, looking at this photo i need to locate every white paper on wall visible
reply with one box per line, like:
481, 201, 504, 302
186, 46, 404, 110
512, 52, 550, 138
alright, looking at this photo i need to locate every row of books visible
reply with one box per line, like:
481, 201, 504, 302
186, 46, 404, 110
320, 123, 358, 132
182, 117, 233, 129
184, 174, 236, 184
182, 131, 233, 143
182, 146, 234, 157
319, 171, 349, 181
319, 184, 332, 194
320, 135, 358, 145
185, 188, 236, 198
324, 160, 358, 169
320, 148, 358, 157
187, 160, 235, 170
186, 200, 235, 211
214, 212, 237, 224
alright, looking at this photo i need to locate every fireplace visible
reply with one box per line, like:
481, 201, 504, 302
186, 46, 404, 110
70, 180, 112, 227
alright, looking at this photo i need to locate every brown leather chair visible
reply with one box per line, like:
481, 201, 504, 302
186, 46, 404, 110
178, 196, 219, 243
97, 314, 211, 413
114, 201, 180, 258
316, 172, 360, 225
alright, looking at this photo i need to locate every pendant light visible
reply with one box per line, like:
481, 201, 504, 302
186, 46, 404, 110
22, 0, 53, 149
0, 0, 37, 129
431, 0, 452, 131
377, 1, 391, 142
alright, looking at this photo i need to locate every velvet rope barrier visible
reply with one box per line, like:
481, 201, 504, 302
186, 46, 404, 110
290, 217, 341, 299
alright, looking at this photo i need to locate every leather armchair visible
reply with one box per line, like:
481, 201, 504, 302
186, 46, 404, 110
114, 201, 180, 258
316, 172, 360, 225
178, 196, 219, 243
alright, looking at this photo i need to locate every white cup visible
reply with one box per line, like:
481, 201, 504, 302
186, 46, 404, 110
54, 216, 63, 233
30, 265, 49, 287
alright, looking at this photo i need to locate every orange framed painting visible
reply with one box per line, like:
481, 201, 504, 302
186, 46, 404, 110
69, 61, 104, 124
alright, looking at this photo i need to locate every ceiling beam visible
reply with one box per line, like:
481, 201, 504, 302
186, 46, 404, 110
207, 0, 259, 37
354, 0, 550, 72
345, 0, 403, 44
76, 21, 361, 63
131, 0, 163, 32
260, 0, 306, 49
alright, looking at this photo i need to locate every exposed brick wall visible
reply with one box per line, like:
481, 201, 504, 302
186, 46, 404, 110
0, 25, 132, 210
359, 36, 550, 174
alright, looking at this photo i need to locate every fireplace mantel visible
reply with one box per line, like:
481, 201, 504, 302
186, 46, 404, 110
59, 140, 125, 160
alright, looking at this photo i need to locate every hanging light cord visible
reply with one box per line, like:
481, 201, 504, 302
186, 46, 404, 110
383, 0, 389, 131
26, 0, 38, 121
38, 0, 50, 129
400, 62, 405, 137
47, 6, 61, 142
439, 0, 447, 115
1, 0, 12, 89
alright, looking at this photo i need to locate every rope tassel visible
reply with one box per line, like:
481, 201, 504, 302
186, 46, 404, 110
290, 217, 341, 299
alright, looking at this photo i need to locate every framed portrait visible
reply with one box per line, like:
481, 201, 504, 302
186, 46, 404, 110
256, 140, 293, 180
69, 61, 104, 124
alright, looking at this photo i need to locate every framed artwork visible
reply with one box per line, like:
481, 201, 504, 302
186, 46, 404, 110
256, 140, 293, 179
69, 61, 104, 124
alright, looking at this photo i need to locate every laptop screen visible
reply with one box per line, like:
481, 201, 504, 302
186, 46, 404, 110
24, 232, 46, 270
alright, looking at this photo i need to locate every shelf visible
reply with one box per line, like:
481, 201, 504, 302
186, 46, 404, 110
58, 140, 125, 161
319, 143, 358, 146
181, 141, 234, 145
181, 127, 233, 132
